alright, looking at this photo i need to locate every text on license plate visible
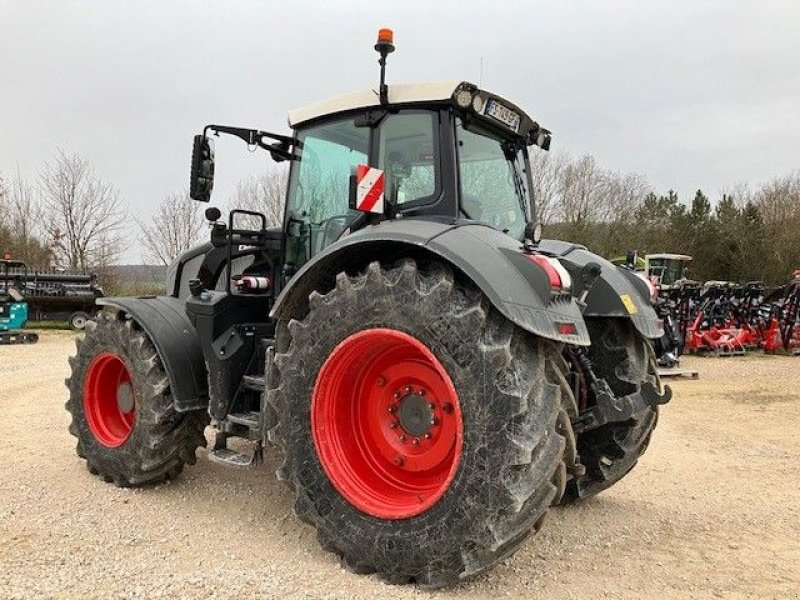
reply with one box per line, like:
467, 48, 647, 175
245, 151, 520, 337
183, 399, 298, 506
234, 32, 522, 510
484, 100, 521, 132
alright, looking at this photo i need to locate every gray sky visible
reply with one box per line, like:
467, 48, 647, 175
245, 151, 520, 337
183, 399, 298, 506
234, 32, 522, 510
2, 1, 799, 263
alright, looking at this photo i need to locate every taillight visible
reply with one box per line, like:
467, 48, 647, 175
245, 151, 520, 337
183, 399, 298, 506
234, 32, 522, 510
636, 273, 658, 302
525, 254, 572, 293
556, 321, 578, 336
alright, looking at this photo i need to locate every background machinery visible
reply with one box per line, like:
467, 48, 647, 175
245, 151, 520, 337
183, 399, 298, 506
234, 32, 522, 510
0, 260, 104, 330
0, 259, 39, 344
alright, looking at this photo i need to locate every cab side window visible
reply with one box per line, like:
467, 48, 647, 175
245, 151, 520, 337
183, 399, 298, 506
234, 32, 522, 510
285, 120, 368, 268
378, 112, 438, 207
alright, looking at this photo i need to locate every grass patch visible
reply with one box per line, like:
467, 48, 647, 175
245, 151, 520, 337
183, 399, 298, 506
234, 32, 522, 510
28, 320, 71, 330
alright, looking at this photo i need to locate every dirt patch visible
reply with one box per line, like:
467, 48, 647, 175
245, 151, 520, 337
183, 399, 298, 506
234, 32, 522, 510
1, 334, 798, 598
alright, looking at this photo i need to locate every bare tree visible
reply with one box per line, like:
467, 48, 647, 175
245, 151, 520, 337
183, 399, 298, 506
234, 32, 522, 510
753, 171, 800, 281
529, 150, 567, 225
557, 153, 609, 230
2, 169, 51, 267
8, 168, 45, 248
0, 173, 7, 232
138, 191, 205, 266
226, 166, 288, 227
39, 149, 126, 271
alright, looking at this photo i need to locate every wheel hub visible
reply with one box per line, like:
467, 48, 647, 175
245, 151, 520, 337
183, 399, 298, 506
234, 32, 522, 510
117, 382, 135, 413
397, 393, 433, 437
312, 328, 463, 520
83, 352, 135, 448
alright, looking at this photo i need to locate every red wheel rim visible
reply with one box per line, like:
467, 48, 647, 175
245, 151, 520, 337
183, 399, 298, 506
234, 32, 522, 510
83, 352, 136, 448
312, 328, 463, 519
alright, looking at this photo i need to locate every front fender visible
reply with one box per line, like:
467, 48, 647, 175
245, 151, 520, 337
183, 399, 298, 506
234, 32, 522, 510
97, 296, 209, 412
272, 219, 590, 345
537, 239, 664, 339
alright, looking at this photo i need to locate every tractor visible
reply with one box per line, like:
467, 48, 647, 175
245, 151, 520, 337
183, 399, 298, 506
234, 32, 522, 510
66, 30, 670, 587
0, 259, 39, 344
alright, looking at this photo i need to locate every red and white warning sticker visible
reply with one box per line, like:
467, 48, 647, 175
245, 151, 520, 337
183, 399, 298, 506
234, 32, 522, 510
354, 164, 385, 214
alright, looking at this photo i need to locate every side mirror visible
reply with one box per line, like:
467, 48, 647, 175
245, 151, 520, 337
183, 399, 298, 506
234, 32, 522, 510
190, 134, 215, 202
528, 127, 552, 151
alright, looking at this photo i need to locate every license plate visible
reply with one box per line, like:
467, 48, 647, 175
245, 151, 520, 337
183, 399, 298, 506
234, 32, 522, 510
484, 99, 521, 132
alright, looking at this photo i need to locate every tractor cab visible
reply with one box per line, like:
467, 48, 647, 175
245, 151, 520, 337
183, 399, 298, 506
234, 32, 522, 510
280, 80, 551, 270
646, 253, 693, 290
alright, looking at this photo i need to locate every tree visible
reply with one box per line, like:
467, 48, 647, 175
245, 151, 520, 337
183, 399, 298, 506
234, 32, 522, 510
739, 201, 768, 281
138, 190, 205, 266
753, 172, 800, 282
529, 150, 566, 225
39, 149, 126, 271
226, 167, 288, 228
711, 193, 741, 281
557, 154, 607, 233
0, 170, 51, 267
0, 172, 7, 234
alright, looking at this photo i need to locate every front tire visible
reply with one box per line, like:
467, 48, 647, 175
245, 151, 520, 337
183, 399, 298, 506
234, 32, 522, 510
268, 260, 570, 587
564, 318, 659, 502
66, 311, 208, 486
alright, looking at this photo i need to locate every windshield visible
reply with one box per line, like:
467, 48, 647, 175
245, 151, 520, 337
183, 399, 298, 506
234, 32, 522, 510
284, 111, 440, 269
456, 118, 531, 239
649, 258, 688, 286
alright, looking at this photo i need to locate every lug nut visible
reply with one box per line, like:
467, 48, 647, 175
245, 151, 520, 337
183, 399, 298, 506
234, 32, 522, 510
389, 405, 397, 414
430, 417, 439, 426
404, 385, 412, 395
424, 433, 431, 439
389, 422, 397, 429
418, 389, 426, 396
399, 434, 406, 441
393, 391, 401, 399
393, 455, 405, 466
429, 402, 436, 410
412, 438, 420, 446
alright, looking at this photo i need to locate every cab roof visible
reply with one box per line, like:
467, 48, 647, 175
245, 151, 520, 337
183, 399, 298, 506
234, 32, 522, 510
646, 254, 693, 261
288, 81, 461, 127
288, 80, 539, 130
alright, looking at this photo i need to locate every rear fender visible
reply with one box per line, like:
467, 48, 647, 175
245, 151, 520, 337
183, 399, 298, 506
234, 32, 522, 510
537, 239, 664, 339
97, 296, 209, 412
271, 220, 590, 345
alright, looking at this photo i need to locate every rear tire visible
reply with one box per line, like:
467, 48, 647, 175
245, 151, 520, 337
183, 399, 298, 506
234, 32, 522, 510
564, 318, 659, 502
268, 260, 570, 587
66, 311, 208, 486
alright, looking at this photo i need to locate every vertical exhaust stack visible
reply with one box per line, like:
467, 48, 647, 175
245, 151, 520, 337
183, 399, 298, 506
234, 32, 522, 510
374, 28, 395, 105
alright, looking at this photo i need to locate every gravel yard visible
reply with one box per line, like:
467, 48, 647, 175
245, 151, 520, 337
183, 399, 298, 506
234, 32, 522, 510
1, 332, 798, 599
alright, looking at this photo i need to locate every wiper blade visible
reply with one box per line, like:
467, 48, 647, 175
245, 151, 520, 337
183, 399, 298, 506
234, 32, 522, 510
508, 157, 529, 220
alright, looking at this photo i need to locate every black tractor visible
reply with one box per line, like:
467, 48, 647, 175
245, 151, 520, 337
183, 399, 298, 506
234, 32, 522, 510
66, 30, 670, 587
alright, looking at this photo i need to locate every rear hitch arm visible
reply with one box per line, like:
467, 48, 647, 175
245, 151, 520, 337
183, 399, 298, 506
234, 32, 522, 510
572, 378, 672, 435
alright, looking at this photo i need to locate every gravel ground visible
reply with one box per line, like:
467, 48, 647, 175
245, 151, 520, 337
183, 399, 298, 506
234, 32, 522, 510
1, 332, 798, 599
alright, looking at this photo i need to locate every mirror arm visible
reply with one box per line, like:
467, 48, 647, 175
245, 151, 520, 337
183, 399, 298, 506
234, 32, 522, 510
204, 124, 298, 161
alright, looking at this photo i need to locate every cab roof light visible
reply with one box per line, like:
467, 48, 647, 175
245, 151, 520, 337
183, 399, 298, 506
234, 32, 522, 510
376, 28, 394, 45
